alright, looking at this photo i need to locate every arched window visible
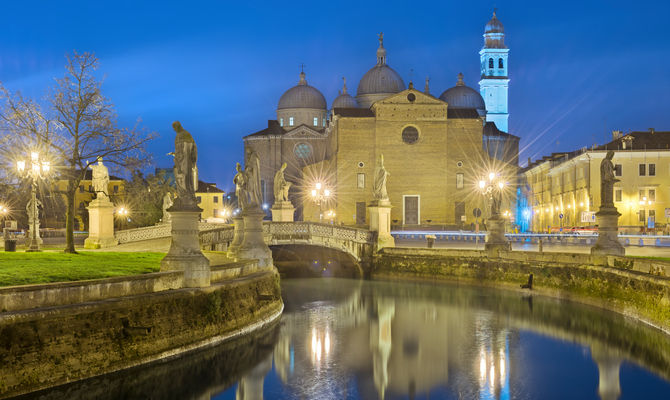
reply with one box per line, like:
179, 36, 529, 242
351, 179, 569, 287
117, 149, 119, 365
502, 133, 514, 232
488, 58, 494, 69
498, 58, 504, 69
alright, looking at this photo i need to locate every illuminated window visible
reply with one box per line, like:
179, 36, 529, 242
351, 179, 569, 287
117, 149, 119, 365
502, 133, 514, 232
639, 189, 645, 200
313, 117, 318, 126
639, 209, 645, 223
289, 117, 294, 126
322, 118, 326, 127
649, 163, 656, 176
280, 118, 284, 127
489, 58, 494, 69
498, 58, 504, 69
456, 173, 464, 189
649, 189, 656, 201
294, 142, 312, 159
357, 173, 365, 189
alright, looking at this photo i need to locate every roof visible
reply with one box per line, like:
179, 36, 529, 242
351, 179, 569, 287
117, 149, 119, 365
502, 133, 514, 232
447, 108, 480, 119
333, 108, 375, 118
439, 73, 486, 110
244, 120, 285, 138
196, 180, 224, 193
597, 130, 670, 151
277, 71, 327, 110
483, 121, 519, 140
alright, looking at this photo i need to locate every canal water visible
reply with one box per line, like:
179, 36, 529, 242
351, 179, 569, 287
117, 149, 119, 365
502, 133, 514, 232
20, 278, 670, 399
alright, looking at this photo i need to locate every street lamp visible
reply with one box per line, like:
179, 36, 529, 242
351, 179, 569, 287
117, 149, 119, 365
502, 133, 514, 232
478, 172, 510, 251
116, 206, 130, 229
311, 182, 331, 222
17, 151, 50, 252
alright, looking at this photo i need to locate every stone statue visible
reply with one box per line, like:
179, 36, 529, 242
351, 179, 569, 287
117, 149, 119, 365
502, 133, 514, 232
162, 192, 173, 223
273, 162, 291, 203
234, 162, 248, 210
491, 191, 502, 218
245, 152, 262, 209
600, 150, 619, 208
26, 196, 42, 225
373, 154, 389, 201
172, 121, 198, 208
90, 157, 109, 199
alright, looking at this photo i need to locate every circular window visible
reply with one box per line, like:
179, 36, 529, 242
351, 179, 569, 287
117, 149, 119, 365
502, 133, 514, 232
457, 161, 463, 168
402, 126, 419, 144
407, 93, 416, 102
358, 161, 365, 168
294, 143, 312, 159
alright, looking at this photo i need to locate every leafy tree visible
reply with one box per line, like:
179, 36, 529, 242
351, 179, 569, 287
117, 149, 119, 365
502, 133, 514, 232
122, 170, 174, 228
0, 52, 155, 252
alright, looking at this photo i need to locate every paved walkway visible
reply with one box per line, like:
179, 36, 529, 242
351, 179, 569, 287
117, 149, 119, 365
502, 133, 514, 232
394, 238, 670, 258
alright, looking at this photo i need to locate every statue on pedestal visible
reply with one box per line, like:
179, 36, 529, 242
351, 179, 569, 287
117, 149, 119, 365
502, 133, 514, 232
244, 152, 262, 210
26, 196, 42, 226
172, 121, 198, 209
90, 157, 109, 199
273, 162, 291, 203
373, 154, 389, 201
234, 162, 248, 210
600, 150, 619, 209
162, 192, 173, 223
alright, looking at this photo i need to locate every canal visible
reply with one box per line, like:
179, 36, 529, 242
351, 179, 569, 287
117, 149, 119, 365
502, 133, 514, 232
17, 278, 670, 399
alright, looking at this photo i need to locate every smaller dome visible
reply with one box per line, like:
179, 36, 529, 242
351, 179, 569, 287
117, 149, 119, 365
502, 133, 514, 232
485, 11, 504, 34
332, 77, 359, 108
278, 71, 327, 110
439, 73, 486, 110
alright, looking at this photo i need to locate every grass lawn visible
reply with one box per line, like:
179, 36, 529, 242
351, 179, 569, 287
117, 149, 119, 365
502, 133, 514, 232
0, 252, 165, 287
629, 255, 670, 263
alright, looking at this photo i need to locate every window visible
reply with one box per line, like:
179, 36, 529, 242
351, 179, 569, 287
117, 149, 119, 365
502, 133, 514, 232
498, 58, 504, 69
289, 117, 294, 126
649, 163, 656, 176
401, 126, 419, 144
357, 173, 365, 189
639, 164, 646, 176
488, 58, 494, 69
196, 196, 202, 203
614, 164, 622, 176
279, 118, 283, 127
78, 202, 85, 209
113, 185, 119, 193
213, 196, 218, 203
456, 173, 464, 189
639, 209, 646, 223
88, 185, 92, 192
313, 117, 318, 126
322, 118, 326, 127
649, 189, 656, 202
79, 185, 84, 193
649, 210, 656, 221
615, 188, 622, 202
639, 189, 645, 201
294, 142, 312, 159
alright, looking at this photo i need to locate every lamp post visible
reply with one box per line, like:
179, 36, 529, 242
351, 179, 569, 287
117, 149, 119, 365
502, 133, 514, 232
117, 206, 129, 230
17, 151, 50, 252
310, 182, 331, 223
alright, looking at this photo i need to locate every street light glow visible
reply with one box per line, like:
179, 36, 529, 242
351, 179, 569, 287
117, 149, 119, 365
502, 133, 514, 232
479, 180, 486, 189
488, 172, 495, 181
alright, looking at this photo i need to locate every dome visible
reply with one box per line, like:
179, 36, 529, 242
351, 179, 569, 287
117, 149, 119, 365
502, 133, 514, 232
357, 33, 405, 96
485, 11, 504, 34
439, 73, 486, 110
277, 71, 327, 110
332, 77, 359, 108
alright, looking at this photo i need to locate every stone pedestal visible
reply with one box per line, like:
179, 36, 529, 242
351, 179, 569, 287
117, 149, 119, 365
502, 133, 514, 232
485, 217, 511, 252
236, 208, 273, 268
25, 223, 43, 252
227, 216, 244, 258
84, 197, 118, 249
368, 200, 395, 249
271, 201, 295, 222
591, 207, 625, 256
161, 209, 210, 287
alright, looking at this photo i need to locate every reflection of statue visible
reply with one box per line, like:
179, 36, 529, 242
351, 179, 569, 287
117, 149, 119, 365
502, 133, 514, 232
234, 163, 247, 210
172, 121, 198, 207
162, 192, 173, 223
373, 154, 389, 201
90, 157, 109, 199
245, 152, 262, 209
273, 163, 291, 203
26, 196, 42, 225
600, 150, 619, 208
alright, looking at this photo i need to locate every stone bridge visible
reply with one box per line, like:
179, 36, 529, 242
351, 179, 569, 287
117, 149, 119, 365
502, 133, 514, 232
116, 221, 376, 262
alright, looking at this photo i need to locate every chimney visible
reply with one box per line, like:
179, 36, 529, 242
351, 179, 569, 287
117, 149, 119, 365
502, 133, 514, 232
649, 128, 655, 134
527, 157, 532, 166
612, 130, 623, 140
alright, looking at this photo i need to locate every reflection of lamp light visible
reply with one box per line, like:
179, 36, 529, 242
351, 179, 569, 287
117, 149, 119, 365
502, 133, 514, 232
479, 351, 487, 381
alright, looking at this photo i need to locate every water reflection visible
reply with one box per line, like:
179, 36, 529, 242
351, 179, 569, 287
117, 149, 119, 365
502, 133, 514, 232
17, 279, 670, 400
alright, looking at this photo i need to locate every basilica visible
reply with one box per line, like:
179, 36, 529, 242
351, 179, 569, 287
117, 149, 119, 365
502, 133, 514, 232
244, 12, 519, 227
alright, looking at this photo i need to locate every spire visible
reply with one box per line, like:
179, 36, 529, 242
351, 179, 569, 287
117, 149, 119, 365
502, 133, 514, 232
424, 77, 430, 94
456, 72, 464, 86
342, 77, 348, 94
298, 65, 307, 86
376, 32, 387, 65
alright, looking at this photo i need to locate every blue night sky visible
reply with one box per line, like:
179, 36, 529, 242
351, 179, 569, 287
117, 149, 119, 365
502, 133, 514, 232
2, 0, 668, 189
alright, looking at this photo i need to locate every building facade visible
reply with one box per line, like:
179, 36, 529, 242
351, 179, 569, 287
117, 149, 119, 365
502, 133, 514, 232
521, 130, 670, 233
244, 12, 519, 227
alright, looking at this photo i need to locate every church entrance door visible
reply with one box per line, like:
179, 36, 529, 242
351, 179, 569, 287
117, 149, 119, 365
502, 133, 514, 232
404, 195, 419, 225
455, 202, 465, 226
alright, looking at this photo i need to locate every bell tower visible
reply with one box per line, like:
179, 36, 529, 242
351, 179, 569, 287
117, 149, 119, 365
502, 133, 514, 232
479, 10, 510, 132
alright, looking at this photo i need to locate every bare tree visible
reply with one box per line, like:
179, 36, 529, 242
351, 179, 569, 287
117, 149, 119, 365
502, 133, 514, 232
0, 51, 155, 253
